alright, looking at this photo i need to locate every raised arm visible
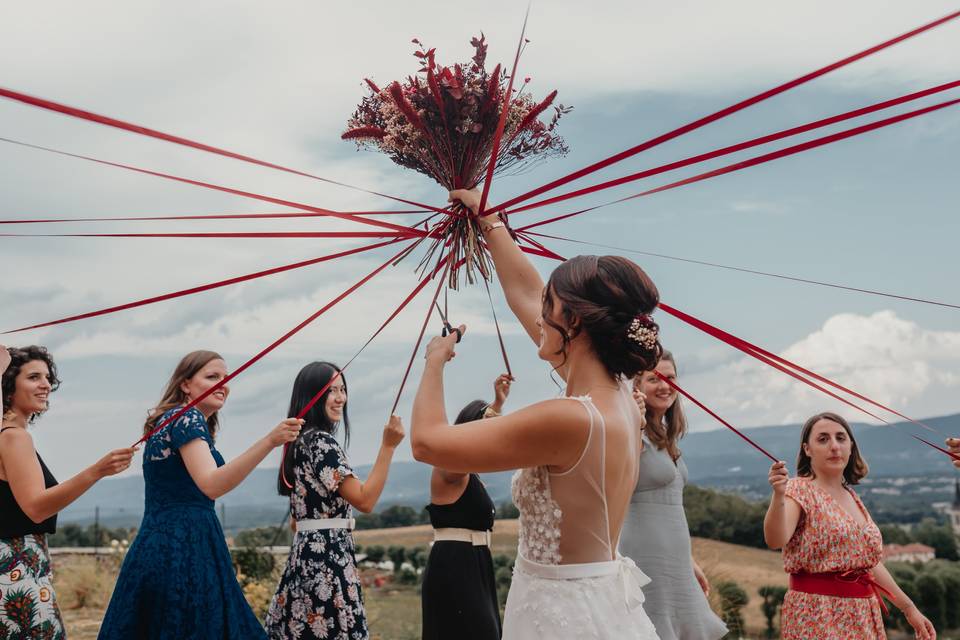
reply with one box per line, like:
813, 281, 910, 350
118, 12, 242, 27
763, 461, 802, 549
0, 428, 134, 523
181, 418, 302, 501
337, 415, 405, 513
411, 327, 588, 473
449, 189, 556, 364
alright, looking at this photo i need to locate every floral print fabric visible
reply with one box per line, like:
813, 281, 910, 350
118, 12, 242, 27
780, 477, 885, 639
265, 431, 366, 640
0, 534, 64, 640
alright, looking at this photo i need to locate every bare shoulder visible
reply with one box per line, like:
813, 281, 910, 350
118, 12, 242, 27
0, 427, 33, 446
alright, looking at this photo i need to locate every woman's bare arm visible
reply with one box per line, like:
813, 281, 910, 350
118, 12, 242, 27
0, 429, 133, 523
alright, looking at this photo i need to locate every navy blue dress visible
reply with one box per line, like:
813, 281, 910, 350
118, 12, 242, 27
264, 430, 367, 640
98, 407, 265, 640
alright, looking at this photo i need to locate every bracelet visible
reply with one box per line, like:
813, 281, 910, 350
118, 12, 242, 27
481, 220, 505, 234
482, 405, 501, 418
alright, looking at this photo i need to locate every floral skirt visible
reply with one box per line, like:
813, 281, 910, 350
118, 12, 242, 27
780, 589, 885, 639
264, 529, 367, 640
0, 534, 65, 640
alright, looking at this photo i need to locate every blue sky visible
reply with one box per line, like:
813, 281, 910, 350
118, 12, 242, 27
1, 1, 958, 477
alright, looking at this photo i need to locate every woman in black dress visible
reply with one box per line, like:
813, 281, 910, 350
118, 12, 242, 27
421, 373, 511, 640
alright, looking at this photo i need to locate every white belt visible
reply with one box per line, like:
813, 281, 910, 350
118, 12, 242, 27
432, 527, 492, 546
296, 518, 356, 532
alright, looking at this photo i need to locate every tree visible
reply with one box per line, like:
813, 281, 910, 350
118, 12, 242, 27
684, 485, 766, 549
912, 520, 958, 561
758, 585, 787, 638
365, 545, 386, 564
914, 574, 946, 631
877, 524, 912, 545
379, 505, 421, 528
407, 546, 429, 570
927, 563, 960, 629
497, 501, 519, 520
716, 580, 749, 639
387, 545, 406, 571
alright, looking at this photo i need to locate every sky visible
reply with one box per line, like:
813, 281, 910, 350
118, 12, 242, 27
1, 1, 958, 479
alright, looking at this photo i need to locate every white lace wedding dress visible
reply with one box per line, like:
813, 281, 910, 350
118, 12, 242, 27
502, 393, 661, 639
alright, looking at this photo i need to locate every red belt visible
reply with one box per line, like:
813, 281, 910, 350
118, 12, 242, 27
789, 570, 890, 615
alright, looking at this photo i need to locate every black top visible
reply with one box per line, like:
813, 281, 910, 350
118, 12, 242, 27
426, 473, 495, 531
0, 428, 59, 538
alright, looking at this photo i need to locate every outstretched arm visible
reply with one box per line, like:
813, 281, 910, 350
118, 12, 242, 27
411, 327, 587, 473
0, 429, 134, 523
181, 418, 301, 500
449, 189, 566, 376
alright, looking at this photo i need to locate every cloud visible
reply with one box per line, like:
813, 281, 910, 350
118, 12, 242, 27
684, 311, 960, 429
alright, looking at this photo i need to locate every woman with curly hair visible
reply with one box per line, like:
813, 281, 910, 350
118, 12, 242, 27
0, 345, 134, 639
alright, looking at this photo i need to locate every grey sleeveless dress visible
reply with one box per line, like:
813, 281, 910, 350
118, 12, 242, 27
618, 436, 727, 640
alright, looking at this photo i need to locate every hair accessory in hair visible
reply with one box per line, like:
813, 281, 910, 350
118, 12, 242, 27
627, 314, 658, 350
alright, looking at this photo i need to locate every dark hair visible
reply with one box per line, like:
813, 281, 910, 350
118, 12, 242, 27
144, 350, 224, 438
543, 254, 662, 379
637, 350, 686, 461
796, 412, 868, 485
278, 362, 349, 496
2, 346, 61, 424
455, 400, 488, 425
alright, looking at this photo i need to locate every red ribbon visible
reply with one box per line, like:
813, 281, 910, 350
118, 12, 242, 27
0, 87, 449, 215
484, 9, 960, 216
657, 303, 935, 432
517, 97, 960, 232
525, 242, 953, 462
4, 238, 400, 334
656, 372, 778, 463
477, 5, 529, 217
0, 210, 427, 225
1, 231, 417, 240
0, 137, 428, 238
521, 232, 960, 311
135, 240, 414, 446
509, 79, 960, 216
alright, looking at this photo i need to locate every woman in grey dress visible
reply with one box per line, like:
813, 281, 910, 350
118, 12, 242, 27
619, 351, 727, 640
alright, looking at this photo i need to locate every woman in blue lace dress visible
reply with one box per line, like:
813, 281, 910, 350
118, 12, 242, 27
98, 350, 302, 640
265, 361, 405, 640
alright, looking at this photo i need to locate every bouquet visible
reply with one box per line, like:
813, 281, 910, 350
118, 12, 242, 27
343, 35, 571, 287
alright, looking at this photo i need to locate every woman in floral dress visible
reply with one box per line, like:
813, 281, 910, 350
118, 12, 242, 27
764, 411, 935, 639
266, 361, 405, 640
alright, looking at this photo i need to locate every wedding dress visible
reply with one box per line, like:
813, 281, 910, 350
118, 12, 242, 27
502, 391, 661, 639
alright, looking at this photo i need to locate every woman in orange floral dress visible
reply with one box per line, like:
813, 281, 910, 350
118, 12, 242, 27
763, 412, 935, 640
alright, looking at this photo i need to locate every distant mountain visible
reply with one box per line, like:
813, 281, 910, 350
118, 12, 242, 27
60, 413, 960, 531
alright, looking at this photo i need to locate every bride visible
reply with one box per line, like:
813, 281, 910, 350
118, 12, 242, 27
410, 188, 661, 639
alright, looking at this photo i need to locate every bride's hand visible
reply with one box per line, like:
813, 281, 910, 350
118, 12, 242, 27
448, 188, 482, 217
424, 324, 467, 365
